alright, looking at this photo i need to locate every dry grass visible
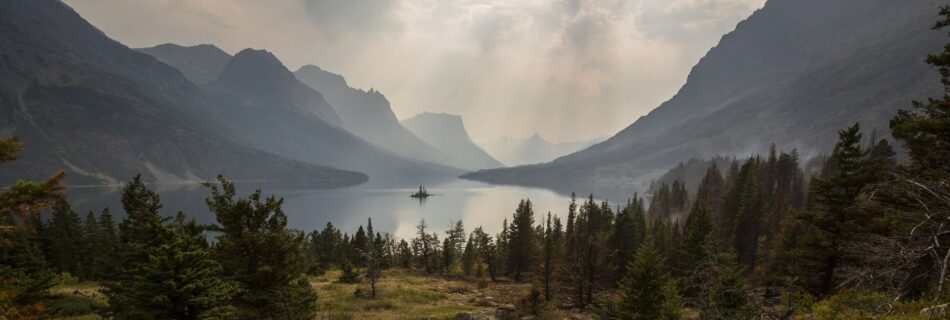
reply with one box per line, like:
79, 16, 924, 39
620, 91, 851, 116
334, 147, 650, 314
313, 269, 531, 319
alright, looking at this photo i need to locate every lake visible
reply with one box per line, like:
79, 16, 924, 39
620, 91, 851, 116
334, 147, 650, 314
66, 179, 595, 239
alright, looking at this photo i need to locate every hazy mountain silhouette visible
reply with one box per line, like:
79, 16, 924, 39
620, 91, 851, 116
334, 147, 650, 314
481, 133, 604, 167
294, 65, 452, 166
137, 43, 231, 85
203, 50, 461, 185
0, 0, 366, 187
401, 113, 503, 171
464, 0, 945, 199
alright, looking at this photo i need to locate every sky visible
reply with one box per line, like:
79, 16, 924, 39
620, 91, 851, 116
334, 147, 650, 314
64, 0, 765, 143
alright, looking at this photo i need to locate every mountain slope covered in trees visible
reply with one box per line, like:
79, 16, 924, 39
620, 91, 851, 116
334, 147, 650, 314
0, 0, 366, 187
464, 0, 946, 199
401, 112, 504, 171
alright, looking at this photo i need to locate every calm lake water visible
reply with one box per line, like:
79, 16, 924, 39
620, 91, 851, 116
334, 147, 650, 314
66, 179, 591, 239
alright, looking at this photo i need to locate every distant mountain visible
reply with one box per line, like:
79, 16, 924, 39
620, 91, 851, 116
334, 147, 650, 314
0, 0, 366, 187
481, 133, 604, 166
294, 65, 452, 166
203, 50, 460, 185
401, 113, 503, 171
464, 0, 945, 200
137, 43, 231, 85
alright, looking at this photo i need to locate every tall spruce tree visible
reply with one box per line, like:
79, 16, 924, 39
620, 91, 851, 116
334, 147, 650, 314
205, 176, 316, 319
602, 238, 681, 320
795, 124, 890, 296
43, 201, 84, 278
103, 175, 175, 318
115, 215, 238, 320
507, 199, 539, 282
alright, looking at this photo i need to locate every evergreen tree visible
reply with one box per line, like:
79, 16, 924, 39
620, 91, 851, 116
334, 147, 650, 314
94, 208, 119, 280
415, 219, 433, 274
43, 201, 84, 278
103, 176, 175, 318
205, 176, 316, 319
678, 203, 713, 293
540, 212, 563, 300
444, 220, 466, 275
796, 124, 892, 296
698, 249, 757, 320
312, 222, 343, 270
113, 216, 238, 320
471, 227, 498, 281
610, 202, 638, 280
507, 199, 539, 282
603, 239, 681, 320
397, 239, 413, 269
81, 211, 99, 280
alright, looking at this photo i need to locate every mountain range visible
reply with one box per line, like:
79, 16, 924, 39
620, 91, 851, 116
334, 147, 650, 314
463, 0, 946, 200
201, 49, 460, 185
293, 65, 452, 166
401, 113, 504, 171
138, 43, 488, 176
480, 133, 603, 167
0, 0, 366, 187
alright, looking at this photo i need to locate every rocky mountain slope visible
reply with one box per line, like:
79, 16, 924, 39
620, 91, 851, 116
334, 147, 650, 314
401, 113, 504, 171
463, 0, 945, 199
0, 0, 366, 187
203, 50, 460, 185
294, 65, 451, 166
137, 43, 231, 85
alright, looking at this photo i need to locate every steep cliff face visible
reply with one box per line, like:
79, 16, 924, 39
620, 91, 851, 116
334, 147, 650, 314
464, 0, 945, 199
0, 0, 366, 187
295, 65, 451, 166
401, 112, 504, 171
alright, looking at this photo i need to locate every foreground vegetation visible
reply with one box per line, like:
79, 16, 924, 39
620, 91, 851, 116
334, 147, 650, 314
3, 4, 950, 320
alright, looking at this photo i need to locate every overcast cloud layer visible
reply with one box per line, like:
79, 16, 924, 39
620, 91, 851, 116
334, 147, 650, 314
65, 0, 764, 143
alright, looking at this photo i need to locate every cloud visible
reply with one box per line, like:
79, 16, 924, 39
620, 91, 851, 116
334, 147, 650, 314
63, 0, 764, 143
303, 0, 402, 41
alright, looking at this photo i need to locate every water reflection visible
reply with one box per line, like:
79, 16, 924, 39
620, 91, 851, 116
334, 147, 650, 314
66, 179, 594, 239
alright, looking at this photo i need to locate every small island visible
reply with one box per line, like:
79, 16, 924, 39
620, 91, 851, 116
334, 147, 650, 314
410, 185, 432, 198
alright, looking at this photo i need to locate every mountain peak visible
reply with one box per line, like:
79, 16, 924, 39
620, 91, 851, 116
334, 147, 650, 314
217, 48, 296, 84
137, 43, 232, 84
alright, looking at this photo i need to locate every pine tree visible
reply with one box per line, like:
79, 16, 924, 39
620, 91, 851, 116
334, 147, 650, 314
352, 225, 368, 267
116, 216, 238, 320
94, 208, 119, 280
678, 203, 713, 293
415, 219, 433, 274
364, 237, 383, 298
610, 202, 639, 280
81, 211, 99, 280
103, 175, 175, 318
795, 123, 890, 296
205, 176, 316, 319
43, 201, 84, 278
507, 199, 539, 282
472, 227, 498, 281
605, 239, 681, 320
444, 220, 466, 275
698, 249, 757, 320
540, 212, 563, 300
397, 239, 413, 269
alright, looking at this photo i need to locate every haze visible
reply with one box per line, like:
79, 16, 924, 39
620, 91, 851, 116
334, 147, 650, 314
64, 0, 764, 142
